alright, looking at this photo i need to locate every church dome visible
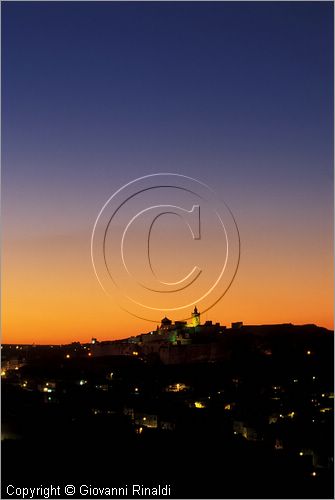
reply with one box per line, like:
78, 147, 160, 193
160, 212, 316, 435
161, 317, 172, 325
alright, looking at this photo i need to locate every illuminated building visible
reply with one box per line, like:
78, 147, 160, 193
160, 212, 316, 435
89, 306, 228, 363
189, 306, 200, 327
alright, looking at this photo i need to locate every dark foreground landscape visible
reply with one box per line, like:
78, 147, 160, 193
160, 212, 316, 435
2, 324, 334, 498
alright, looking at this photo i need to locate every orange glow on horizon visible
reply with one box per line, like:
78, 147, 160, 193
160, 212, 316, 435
2, 217, 333, 344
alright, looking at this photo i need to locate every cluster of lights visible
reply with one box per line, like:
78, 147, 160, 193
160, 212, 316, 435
42, 382, 55, 393
194, 401, 205, 409
320, 407, 332, 413
95, 384, 108, 391
277, 411, 295, 420
166, 382, 188, 392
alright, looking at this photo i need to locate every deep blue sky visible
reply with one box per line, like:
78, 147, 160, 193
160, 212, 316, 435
3, 2, 333, 203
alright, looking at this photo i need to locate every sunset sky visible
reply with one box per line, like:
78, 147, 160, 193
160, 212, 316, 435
2, 2, 333, 344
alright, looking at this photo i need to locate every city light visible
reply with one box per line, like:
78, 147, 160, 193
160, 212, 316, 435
320, 407, 332, 413
166, 382, 189, 392
194, 402, 205, 409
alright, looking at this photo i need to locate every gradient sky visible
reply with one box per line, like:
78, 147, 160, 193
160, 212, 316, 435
2, 1, 333, 344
